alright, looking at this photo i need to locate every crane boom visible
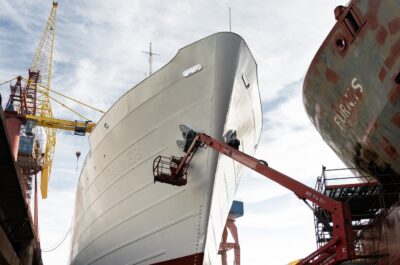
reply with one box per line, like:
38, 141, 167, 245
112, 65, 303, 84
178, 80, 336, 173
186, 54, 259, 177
33, 2, 58, 198
31, 2, 58, 90
25, 115, 95, 134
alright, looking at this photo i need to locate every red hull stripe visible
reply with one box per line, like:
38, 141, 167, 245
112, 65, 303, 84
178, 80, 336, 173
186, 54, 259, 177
152, 253, 204, 265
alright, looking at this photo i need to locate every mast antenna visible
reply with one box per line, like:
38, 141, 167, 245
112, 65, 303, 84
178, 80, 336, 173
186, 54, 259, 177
229, 7, 232, 32
142, 42, 159, 76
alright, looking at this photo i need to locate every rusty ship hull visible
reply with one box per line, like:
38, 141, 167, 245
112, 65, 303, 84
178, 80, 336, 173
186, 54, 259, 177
303, 0, 400, 263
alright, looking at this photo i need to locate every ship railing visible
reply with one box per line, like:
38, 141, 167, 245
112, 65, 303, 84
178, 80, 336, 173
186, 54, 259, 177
317, 166, 400, 207
316, 166, 378, 194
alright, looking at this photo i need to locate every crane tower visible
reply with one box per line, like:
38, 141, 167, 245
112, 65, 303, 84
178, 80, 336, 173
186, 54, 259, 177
4, 2, 97, 201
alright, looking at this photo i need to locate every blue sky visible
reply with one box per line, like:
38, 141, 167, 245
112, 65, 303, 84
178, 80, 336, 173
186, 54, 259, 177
0, 0, 348, 264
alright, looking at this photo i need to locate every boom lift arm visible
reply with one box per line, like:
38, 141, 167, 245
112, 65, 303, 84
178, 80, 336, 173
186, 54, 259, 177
153, 131, 356, 265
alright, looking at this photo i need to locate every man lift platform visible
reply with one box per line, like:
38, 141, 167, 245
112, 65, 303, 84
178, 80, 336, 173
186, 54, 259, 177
152, 127, 386, 265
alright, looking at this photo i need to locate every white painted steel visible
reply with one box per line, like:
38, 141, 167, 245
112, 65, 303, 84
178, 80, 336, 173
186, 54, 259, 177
70, 32, 262, 265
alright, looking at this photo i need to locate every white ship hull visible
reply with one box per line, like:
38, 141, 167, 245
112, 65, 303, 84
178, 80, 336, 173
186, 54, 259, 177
70, 32, 262, 265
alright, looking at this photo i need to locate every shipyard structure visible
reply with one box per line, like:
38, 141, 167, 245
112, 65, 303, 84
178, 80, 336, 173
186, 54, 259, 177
0, 0, 399, 265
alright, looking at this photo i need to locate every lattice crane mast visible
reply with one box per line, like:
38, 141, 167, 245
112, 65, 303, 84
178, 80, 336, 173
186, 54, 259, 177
29, 1, 57, 199
3, 2, 101, 199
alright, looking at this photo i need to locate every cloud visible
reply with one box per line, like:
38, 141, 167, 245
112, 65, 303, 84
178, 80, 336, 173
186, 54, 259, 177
235, 171, 290, 204
234, 194, 317, 265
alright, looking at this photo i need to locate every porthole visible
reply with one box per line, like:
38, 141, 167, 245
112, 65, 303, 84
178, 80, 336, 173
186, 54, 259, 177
336, 37, 346, 50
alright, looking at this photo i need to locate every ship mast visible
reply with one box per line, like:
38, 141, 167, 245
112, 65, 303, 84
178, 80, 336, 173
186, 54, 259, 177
142, 42, 159, 76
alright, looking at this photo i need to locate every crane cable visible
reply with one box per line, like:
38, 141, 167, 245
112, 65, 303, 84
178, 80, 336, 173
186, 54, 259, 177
43, 92, 91, 121
22, 77, 105, 114
42, 225, 71, 252
46, 87, 105, 113
1, 76, 105, 119
0, 77, 18, 87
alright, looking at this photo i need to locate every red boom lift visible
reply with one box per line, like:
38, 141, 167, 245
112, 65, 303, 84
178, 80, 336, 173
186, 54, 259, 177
153, 130, 357, 265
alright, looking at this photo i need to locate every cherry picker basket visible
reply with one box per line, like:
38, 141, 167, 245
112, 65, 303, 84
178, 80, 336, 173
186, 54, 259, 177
153, 155, 188, 186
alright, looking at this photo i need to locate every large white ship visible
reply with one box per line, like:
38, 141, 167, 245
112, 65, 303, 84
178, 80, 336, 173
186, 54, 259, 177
70, 32, 262, 265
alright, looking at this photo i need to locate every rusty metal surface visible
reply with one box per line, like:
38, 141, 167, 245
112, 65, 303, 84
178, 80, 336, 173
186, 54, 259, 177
0, 225, 22, 265
0, 108, 42, 265
361, 203, 400, 264
4, 117, 21, 162
304, 1, 400, 263
303, 0, 400, 183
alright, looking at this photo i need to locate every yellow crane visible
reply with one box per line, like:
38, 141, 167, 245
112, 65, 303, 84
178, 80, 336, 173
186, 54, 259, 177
30, 2, 58, 198
3, 2, 103, 198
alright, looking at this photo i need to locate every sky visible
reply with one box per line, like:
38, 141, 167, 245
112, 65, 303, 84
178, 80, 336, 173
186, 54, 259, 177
0, 0, 349, 264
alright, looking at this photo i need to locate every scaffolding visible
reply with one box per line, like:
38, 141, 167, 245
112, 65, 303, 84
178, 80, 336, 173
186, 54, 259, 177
313, 167, 400, 264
